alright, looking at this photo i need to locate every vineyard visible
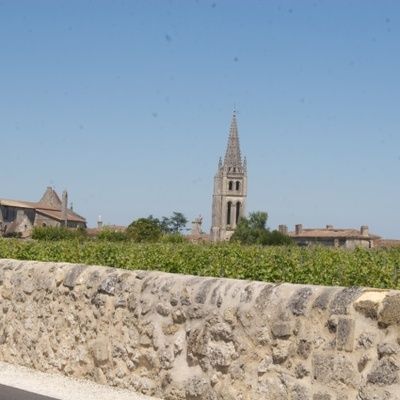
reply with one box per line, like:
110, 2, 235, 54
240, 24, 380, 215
0, 238, 399, 289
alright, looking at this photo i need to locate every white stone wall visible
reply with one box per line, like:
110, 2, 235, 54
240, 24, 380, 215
0, 259, 399, 399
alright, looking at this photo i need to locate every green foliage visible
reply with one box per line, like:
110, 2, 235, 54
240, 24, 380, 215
161, 233, 188, 244
127, 212, 188, 242
265, 230, 293, 246
231, 211, 292, 246
169, 211, 188, 233
96, 228, 129, 242
127, 217, 162, 242
32, 226, 86, 241
0, 238, 400, 289
161, 212, 188, 233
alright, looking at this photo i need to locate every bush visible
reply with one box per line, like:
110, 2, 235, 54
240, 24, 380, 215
97, 229, 129, 242
32, 226, 86, 241
161, 233, 188, 243
263, 230, 293, 246
127, 218, 162, 242
0, 239, 399, 289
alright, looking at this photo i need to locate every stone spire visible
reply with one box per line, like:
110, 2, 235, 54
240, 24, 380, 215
224, 111, 242, 169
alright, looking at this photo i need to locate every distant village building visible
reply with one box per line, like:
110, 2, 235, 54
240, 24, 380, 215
0, 187, 86, 238
280, 224, 380, 249
211, 111, 247, 241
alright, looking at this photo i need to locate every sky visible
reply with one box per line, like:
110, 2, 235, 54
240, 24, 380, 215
1, 0, 400, 237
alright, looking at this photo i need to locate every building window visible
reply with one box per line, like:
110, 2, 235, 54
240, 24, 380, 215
228, 181, 233, 190
236, 181, 240, 190
236, 202, 241, 223
227, 202, 232, 225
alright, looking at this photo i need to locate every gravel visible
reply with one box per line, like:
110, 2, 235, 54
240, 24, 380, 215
0, 361, 161, 400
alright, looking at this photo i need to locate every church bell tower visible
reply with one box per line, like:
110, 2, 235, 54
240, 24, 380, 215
211, 111, 247, 241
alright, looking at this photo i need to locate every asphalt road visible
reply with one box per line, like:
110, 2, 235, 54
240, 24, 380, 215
0, 384, 59, 400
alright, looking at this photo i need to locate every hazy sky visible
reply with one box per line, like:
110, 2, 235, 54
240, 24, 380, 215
1, 0, 399, 237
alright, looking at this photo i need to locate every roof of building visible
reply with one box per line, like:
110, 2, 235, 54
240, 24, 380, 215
375, 239, 400, 248
0, 187, 86, 224
289, 227, 380, 240
36, 208, 86, 223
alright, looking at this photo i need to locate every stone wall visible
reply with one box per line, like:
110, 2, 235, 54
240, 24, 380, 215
0, 259, 399, 399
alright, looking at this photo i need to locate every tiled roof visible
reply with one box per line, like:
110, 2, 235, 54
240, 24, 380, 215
36, 208, 86, 223
289, 228, 380, 240
0, 199, 38, 209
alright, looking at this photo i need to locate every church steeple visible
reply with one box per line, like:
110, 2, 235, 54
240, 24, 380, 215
211, 111, 248, 242
224, 111, 242, 169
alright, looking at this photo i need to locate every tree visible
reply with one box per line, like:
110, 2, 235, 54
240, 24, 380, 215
160, 212, 188, 233
127, 217, 163, 242
167, 212, 188, 233
230, 211, 291, 246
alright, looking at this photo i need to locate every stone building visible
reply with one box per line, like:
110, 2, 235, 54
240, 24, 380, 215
211, 111, 247, 241
0, 187, 86, 237
280, 224, 380, 249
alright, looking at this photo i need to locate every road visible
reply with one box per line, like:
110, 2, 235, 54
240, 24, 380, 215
0, 384, 58, 400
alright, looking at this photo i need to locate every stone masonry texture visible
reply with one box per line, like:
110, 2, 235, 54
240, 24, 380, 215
0, 259, 400, 399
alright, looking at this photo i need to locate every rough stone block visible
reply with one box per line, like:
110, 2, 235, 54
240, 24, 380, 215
353, 291, 387, 320
184, 376, 216, 400
272, 340, 292, 364
271, 322, 293, 339
156, 303, 171, 317
377, 343, 398, 359
63, 265, 85, 289
297, 339, 312, 359
378, 294, 400, 327
289, 287, 313, 316
367, 358, 399, 386
330, 287, 362, 315
172, 308, 186, 324
99, 274, 118, 295
336, 318, 355, 352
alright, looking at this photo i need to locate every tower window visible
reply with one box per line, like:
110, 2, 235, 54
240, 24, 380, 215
236, 181, 240, 190
236, 202, 241, 223
227, 202, 232, 225
228, 181, 233, 190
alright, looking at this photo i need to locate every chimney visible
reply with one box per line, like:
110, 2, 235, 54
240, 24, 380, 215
97, 215, 103, 229
61, 190, 68, 227
278, 225, 288, 235
295, 224, 303, 235
326, 225, 333, 229
361, 225, 369, 237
